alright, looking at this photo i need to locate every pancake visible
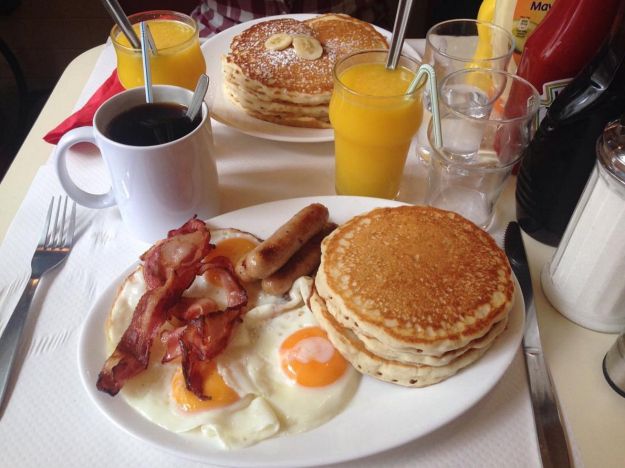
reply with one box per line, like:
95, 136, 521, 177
222, 14, 388, 128
309, 289, 507, 387
221, 74, 331, 128
322, 291, 509, 365
303, 13, 388, 94
224, 18, 325, 96
315, 206, 514, 356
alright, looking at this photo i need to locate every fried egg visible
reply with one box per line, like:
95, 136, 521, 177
217, 280, 360, 435
105, 228, 360, 448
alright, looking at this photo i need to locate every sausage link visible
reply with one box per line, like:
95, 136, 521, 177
235, 203, 329, 282
261, 223, 337, 295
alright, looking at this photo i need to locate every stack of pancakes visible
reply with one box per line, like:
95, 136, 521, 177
310, 206, 515, 387
222, 14, 388, 128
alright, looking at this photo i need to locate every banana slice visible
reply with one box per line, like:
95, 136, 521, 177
265, 33, 293, 51
292, 36, 323, 60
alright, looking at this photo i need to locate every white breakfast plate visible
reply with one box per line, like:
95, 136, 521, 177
78, 196, 524, 467
201, 14, 420, 143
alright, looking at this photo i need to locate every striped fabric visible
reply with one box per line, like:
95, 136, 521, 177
191, 0, 390, 37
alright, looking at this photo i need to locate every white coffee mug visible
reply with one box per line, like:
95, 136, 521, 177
54, 85, 219, 243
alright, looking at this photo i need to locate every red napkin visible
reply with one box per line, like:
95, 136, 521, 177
43, 69, 125, 144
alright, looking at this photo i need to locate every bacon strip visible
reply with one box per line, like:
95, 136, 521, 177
180, 308, 242, 399
201, 256, 248, 308
142, 218, 215, 289
160, 296, 221, 363
160, 256, 248, 364
168, 217, 207, 236
160, 325, 186, 363
96, 284, 177, 394
168, 296, 220, 321
171, 257, 248, 399
97, 220, 212, 396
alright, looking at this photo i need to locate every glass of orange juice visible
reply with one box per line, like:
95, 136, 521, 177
111, 10, 206, 91
329, 50, 431, 199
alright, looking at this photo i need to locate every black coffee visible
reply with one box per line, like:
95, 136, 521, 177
105, 102, 201, 146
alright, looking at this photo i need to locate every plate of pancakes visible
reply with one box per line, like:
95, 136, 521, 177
201, 14, 420, 143
78, 196, 524, 467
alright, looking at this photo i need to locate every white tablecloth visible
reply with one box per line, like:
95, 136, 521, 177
0, 39, 581, 467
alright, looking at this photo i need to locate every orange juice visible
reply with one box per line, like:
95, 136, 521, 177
112, 11, 206, 90
330, 52, 423, 199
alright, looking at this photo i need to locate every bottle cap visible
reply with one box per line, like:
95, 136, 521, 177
597, 114, 625, 188
603, 331, 625, 398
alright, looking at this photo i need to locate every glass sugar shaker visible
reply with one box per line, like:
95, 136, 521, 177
541, 115, 625, 333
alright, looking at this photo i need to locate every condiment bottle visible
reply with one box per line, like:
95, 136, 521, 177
477, 0, 556, 67
541, 116, 625, 333
516, 0, 621, 124
515, 0, 625, 246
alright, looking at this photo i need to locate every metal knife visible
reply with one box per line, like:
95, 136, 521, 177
504, 222, 571, 468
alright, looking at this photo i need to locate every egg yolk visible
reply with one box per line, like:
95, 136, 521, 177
279, 327, 348, 387
171, 361, 239, 412
204, 237, 258, 286
205, 237, 257, 264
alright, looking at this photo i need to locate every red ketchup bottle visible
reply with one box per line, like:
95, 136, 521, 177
515, 0, 622, 123
516, 0, 625, 246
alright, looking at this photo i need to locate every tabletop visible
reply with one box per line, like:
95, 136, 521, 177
0, 38, 623, 468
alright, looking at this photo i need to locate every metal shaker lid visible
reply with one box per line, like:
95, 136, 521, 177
597, 114, 625, 187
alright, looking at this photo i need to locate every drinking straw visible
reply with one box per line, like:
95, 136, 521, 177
140, 22, 154, 103
143, 25, 157, 55
388, 0, 445, 147
386, 0, 414, 70
407, 65, 442, 148
100, 0, 141, 49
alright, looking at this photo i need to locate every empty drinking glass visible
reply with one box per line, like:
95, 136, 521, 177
425, 68, 539, 230
418, 19, 515, 162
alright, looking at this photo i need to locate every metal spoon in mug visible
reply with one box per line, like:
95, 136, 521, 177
100, 0, 141, 49
386, 0, 415, 69
140, 21, 154, 103
186, 74, 210, 121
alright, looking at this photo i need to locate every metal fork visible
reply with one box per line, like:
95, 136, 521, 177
0, 196, 76, 415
